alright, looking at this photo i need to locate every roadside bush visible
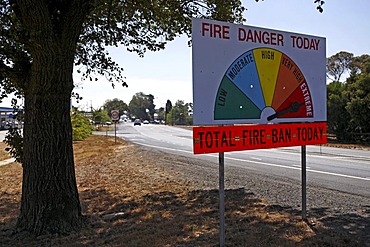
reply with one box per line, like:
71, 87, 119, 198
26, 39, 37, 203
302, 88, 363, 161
4, 127, 23, 163
71, 112, 92, 141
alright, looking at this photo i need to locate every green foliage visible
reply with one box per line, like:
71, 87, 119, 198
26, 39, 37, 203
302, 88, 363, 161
129, 92, 155, 120
314, 0, 325, 13
103, 98, 128, 118
165, 100, 172, 113
146, 94, 156, 120
326, 51, 353, 82
4, 128, 23, 163
3, 108, 25, 163
164, 99, 173, 124
71, 111, 92, 141
167, 100, 193, 125
156, 107, 165, 121
327, 53, 370, 142
73, 0, 246, 89
1, 1, 247, 103
327, 81, 350, 140
349, 54, 370, 76
92, 108, 110, 124
345, 71, 370, 134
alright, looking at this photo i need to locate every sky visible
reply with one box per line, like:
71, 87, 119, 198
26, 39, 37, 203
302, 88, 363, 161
2, 0, 370, 110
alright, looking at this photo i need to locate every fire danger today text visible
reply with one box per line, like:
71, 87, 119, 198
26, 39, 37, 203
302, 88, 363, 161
201, 22, 321, 51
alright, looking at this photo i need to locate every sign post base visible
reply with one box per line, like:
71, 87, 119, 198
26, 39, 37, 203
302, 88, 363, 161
219, 152, 225, 247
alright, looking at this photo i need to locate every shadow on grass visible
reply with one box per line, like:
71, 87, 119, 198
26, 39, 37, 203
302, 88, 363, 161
307, 206, 370, 246
0, 192, 20, 233
1, 188, 369, 246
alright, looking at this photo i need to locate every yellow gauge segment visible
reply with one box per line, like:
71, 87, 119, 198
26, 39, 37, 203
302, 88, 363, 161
253, 48, 282, 106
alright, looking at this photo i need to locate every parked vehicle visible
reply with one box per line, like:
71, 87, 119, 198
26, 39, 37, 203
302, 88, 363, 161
134, 119, 142, 126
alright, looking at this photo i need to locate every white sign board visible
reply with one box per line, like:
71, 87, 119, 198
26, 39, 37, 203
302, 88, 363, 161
192, 18, 326, 125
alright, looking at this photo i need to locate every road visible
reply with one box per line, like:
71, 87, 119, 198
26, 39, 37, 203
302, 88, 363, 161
108, 122, 370, 198
2, 125, 369, 197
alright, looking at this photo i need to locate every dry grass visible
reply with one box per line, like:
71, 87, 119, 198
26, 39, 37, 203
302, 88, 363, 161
0, 135, 367, 246
0, 142, 11, 160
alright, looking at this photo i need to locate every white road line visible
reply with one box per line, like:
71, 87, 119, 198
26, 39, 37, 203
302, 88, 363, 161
0, 158, 16, 167
134, 142, 370, 182
248, 148, 370, 165
291, 164, 311, 169
134, 142, 193, 154
129, 138, 146, 142
226, 156, 370, 182
250, 157, 262, 161
281, 148, 369, 159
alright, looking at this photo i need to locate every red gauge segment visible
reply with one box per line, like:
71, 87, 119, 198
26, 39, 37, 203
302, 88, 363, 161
274, 80, 313, 119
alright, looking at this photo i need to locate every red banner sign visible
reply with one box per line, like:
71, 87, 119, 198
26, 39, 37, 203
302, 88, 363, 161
193, 122, 327, 154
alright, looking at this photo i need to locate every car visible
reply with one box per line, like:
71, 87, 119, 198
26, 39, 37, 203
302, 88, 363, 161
134, 119, 141, 126
143, 120, 149, 124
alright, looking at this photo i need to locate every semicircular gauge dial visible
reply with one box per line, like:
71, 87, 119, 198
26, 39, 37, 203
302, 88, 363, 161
214, 48, 314, 122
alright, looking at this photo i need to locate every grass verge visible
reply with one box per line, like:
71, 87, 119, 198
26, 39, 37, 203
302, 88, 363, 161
0, 135, 367, 246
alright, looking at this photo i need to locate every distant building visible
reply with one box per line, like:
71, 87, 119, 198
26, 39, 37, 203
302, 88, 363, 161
0, 107, 22, 130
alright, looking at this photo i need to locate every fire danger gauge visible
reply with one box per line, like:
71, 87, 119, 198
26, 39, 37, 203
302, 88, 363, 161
192, 18, 326, 125
215, 48, 312, 122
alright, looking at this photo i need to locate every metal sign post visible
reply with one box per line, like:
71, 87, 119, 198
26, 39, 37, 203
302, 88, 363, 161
301, 145, 307, 221
110, 110, 119, 144
114, 121, 117, 144
219, 152, 225, 247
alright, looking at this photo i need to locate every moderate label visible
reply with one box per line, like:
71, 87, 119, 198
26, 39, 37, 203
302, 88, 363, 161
193, 122, 327, 154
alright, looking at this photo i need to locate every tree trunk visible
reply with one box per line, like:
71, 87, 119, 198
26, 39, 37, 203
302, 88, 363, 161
17, 59, 82, 235
14, 0, 89, 235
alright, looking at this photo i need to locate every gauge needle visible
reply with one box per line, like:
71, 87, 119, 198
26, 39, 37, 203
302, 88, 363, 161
267, 101, 304, 121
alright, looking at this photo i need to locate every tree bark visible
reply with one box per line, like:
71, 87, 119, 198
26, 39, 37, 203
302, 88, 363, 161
17, 90, 82, 235
14, 0, 90, 235
16, 44, 82, 234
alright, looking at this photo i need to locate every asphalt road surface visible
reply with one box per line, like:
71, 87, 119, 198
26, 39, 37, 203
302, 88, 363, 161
2, 125, 369, 197
108, 122, 370, 198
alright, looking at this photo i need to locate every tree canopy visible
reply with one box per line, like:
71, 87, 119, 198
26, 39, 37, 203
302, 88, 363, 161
167, 100, 193, 125
1, 0, 246, 104
326, 51, 353, 82
103, 98, 128, 118
326, 52, 370, 142
92, 107, 111, 124
128, 92, 155, 120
